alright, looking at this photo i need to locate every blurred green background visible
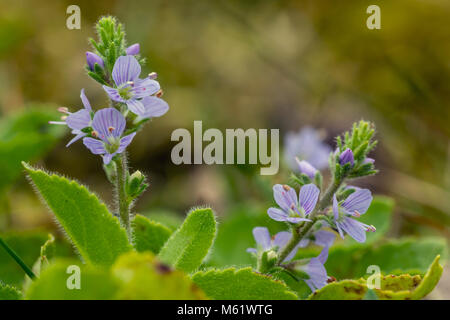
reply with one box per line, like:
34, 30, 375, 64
0, 0, 449, 297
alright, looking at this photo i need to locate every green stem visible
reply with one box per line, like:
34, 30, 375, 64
0, 237, 36, 280
115, 152, 131, 238
276, 175, 346, 265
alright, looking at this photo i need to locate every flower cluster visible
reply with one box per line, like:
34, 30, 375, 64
49, 17, 169, 235
249, 121, 378, 292
51, 18, 168, 165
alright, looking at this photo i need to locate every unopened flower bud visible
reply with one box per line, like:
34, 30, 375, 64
126, 43, 140, 55
127, 170, 148, 198
339, 148, 354, 166
86, 51, 104, 71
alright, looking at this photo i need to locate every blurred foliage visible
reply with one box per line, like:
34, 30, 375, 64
26, 252, 207, 300
0, 107, 65, 193
0, 231, 73, 287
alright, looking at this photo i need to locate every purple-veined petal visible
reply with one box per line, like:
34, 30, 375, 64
339, 217, 367, 243
296, 159, 317, 179
66, 131, 86, 147
252, 227, 271, 250
286, 217, 311, 224
140, 96, 169, 118
80, 89, 92, 111
316, 246, 330, 264
117, 132, 137, 154
314, 230, 336, 248
332, 194, 339, 221
103, 86, 125, 103
83, 137, 106, 155
303, 256, 328, 291
126, 43, 140, 55
126, 99, 146, 117
131, 78, 160, 98
273, 184, 298, 212
299, 184, 320, 215
112, 55, 141, 86
92, 108, 126, 140
65, 109, 91, 130
342, 188, 372, 216
273, 231, 292, 249
267, 207, 288, 222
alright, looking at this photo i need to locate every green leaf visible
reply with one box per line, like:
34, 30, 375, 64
132, 215, 172, 254
144, 209, 183, 231
191, 267, 298, 300
309, 255, 443, 300
23, 163, 132, 267
158, 207, 216, 273
0, 107, 65, 193
326, 237, 447, 279
112, 252, 206, 299
411, 255, 444, 299
26, 259, 120, 300
0, 283, 22, 300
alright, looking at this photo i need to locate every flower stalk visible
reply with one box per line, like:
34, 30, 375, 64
0, 236, 36, 280
114, 152, 131, 238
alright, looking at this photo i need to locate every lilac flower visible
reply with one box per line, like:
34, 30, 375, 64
126, 43, 140, 55
102, 55, 168, 118
332, 189, 375, 243
82, 108, 136, 164
49, 89, 93, 147
246, 227, 332, 291
246, 227, 291, 254
284, 127, 331, 172
267, 184, 320, 223
363, 157, 375, 165
339, 148, 354, 166
295, 158, 317, 179
86, 52, 104, 70
300, 247, 329, 291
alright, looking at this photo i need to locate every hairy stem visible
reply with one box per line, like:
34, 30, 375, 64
0, 237, 36, 280
115, 152, 131, 238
